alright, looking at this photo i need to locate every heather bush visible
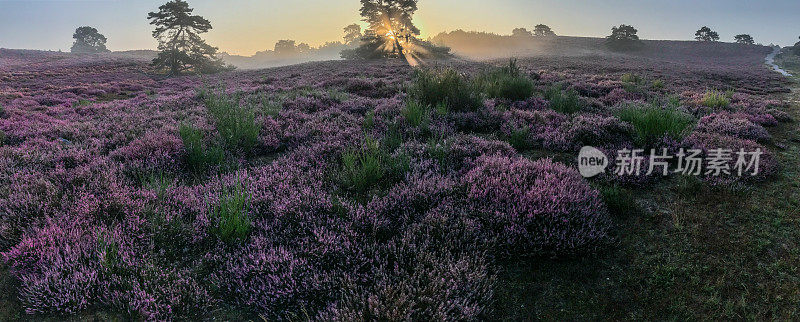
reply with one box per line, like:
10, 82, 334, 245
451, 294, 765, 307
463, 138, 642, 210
475, 59, 534, 101
318, 204, 496, 320
544, 85, 583, 114
408, 68, 483, 112
209, 178, 252, 243
615, 104, 695, 146
464, 156, 611, 256
179, 124, 225, 172
683, 132, 779, 186
696, 113, 771, 142
204, 90, 261, 153
541, 113, 633, 151
701, 90, 731, 108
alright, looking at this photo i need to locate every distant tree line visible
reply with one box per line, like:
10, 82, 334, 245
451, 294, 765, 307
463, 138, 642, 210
66, 0, 773, 74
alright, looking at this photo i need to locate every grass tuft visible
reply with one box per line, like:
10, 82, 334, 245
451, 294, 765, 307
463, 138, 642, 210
544, 85, 583, 114
210, 177, 252, 243
476, 59, 535, 101
616, 103, 695, 146
403, 100, 431, 128
701, 90, 731, 108
338, 136, 409, 195
204, 90, 261, 154
179, 124, 225, 172
409, 68, 483, 112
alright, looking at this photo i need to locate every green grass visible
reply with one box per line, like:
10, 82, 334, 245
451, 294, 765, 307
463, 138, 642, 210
403, 100, 430, 128
475, 59, 535, 101
363, 110, 375, 130
651, 79, 665, 90
507, 125, 531, 150
210, 178, 252, 243
204, 89, 261, 154
621, 73, 643, 84
616, 103, 695, 146
337, 136, 409, 196
544, 85, 584, 114
179, 124, 225, 172
408, 67, 483, 112
701, 90, 732, 108
598, 185, 638, 217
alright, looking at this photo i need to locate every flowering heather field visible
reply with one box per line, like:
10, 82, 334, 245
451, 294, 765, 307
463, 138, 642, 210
0, 43, 797, 320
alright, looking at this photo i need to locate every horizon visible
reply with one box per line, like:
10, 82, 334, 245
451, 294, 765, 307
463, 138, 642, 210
0, 0, 798, 56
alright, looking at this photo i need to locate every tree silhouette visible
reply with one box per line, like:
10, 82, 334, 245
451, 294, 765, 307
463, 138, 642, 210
695, 27, 720, 42
147, 0, 230, 75
533, 24, 556, 37
606, 24, 641, 50
343, 24, 363, 45
734, 34, 754, 45
70, 26, 110, 53
512, 28, 533, 38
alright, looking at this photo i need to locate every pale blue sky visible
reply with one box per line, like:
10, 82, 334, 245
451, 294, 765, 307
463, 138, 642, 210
1, 0, 798, 55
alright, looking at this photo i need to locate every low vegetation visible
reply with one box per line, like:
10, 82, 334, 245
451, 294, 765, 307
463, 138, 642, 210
408, 68, 483, 112
615, 103, 695, 145
475, 59, 535, 101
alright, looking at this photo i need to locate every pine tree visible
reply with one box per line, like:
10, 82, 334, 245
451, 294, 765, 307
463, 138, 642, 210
147, 0, 231, 75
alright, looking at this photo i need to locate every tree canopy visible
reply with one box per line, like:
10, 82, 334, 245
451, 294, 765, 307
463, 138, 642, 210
533, 24, 556, 37
695, 27, 720, 42
606, 24, 641, 50
147, 0, 231, 75
70, 26, 110, 53
734, 34, 754, 45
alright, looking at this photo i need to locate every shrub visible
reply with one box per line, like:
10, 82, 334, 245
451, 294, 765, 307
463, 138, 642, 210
696, 113, 771, 142
464, 156, 611, 256
204, 90, 261, 153
209, 178, 252, 243
408, 68, 482, 112
475, 59, 534, 101
179, 124, 225, 172
682, 132, 779, 186
652, 79, 665, 90
547, 113, 634, 151
616, 104, 694, 146
701, 90, 731, 108
544, 85, 583, 114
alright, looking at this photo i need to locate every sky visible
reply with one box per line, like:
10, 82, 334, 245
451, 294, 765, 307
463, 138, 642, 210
0, 0, 798, 56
